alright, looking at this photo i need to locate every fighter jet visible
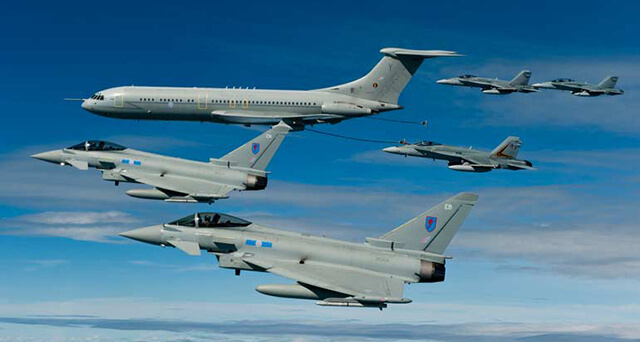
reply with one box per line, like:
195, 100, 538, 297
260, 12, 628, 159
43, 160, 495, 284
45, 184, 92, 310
383, 136, 534, 172
31, 122, 291, 203
436, 70, 537, 94
119, 192, 478, 308
77, 48, 461, 127
532, 76, 624, 96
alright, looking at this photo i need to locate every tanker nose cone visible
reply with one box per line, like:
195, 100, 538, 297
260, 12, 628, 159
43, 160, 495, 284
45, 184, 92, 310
31, 150, 63, 164
120, 225, 163, 245
81, 99, 95, 113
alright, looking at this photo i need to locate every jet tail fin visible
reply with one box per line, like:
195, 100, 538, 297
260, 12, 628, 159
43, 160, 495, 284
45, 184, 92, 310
315, 48, 461, 104
220, 121, 291, 171
509, 70, 532, 86
598, 76, 618, 89
380, 193, 478, 253
490, 136, 522, 159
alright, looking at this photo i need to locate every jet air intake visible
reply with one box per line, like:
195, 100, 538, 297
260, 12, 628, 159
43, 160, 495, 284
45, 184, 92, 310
244, 175, 267, 191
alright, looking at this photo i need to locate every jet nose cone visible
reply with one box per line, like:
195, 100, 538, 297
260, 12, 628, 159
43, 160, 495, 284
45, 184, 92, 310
31, 150, 64, 164
383, 146, 401, 154
119, 225, 163, 245
436, 79, 449, 84
531, 82, 544, 88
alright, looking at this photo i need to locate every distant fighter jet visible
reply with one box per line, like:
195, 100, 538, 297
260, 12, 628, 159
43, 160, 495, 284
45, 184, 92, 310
31, 122, 291, 203
119, 192, 478, 309
383, 136, 534, 172
77, 48, 461, 127
532, 76, 624, 97
436, 70, 537, 94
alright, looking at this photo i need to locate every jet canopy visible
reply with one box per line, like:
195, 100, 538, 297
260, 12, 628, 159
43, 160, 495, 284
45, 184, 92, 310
67, 140, 126, 151
551, 78, 575, 82
168, 213, 252, 228
458, 74, 477, 79
414, 140, 441, 147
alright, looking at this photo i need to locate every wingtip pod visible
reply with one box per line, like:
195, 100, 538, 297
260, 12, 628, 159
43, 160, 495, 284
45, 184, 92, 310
380, 47, 464, 58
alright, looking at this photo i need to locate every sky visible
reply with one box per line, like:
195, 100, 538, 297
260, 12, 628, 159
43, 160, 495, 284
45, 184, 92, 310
1, 1, 640, 341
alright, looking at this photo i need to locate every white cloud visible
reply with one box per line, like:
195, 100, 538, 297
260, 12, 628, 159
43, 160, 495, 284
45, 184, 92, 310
1, 298, 640, 341
24, 259, 68, 267
22, 211, 136, 225
454, 223, 640, 279
129, 260, 214, 273
0, 211, 139, 243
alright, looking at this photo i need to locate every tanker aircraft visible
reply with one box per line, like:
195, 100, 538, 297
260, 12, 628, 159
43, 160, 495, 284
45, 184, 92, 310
119, 192, 478, 309
383, 136, 534, 172
436, 70, 537, 94
532, 76, 624, 96
31, 122, 291, 203
77, 48, 461, 128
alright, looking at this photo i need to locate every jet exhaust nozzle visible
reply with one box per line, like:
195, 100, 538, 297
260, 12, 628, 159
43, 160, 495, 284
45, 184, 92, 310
244, 175, 267, 191
418, 260, 445, 283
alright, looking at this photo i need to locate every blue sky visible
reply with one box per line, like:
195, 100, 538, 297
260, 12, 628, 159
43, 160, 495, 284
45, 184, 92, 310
1, 1, 640, 341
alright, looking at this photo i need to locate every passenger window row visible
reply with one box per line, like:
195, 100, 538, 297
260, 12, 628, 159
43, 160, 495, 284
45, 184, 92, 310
212, 100, 317, 106
138, 98, 196, 103
135, 98, 318, 106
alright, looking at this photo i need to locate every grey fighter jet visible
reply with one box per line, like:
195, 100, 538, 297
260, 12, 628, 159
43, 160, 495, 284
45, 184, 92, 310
31, 122, 291, 203
119, 192, 478, 309
77, 48, 461, 127
383, 136, 534, 172
532, 76, 624, 96
436, 70, 537, 94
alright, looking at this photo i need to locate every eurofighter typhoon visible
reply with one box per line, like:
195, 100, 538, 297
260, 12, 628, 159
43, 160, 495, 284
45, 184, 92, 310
532, 76, 624, 97
436, 70, 537, 94
31, 122, 291, 203
383, 136, 534, 172
120, 193, 478, 309
79, 48, 461, 127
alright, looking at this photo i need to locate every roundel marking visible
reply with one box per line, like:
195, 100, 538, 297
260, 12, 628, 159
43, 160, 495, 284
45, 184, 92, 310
425, 216, 437, 232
